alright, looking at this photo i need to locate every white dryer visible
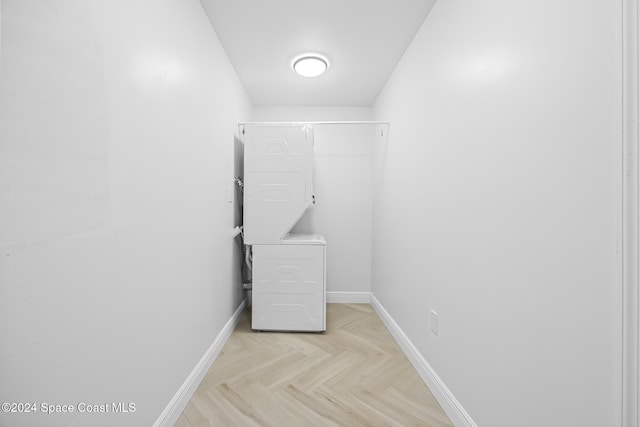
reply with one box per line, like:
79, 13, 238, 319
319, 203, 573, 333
242, 124, 326, 332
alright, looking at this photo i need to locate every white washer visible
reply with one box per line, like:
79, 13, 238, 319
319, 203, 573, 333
242, 123, 326, 332
251, 234, 326, 331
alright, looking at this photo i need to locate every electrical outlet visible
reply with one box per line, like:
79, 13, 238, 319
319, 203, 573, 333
430, 309, 439, 336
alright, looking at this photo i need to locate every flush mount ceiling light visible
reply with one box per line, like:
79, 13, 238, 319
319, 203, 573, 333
292, 54, 329, 78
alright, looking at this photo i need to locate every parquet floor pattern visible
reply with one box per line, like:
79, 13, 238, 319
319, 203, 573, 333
174, 303, 453, 427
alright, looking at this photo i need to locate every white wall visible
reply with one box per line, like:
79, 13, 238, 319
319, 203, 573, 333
252, 106, 374, 122
373, 1, 622, 426
252, 107, 379, 297
0, 1, 251, 426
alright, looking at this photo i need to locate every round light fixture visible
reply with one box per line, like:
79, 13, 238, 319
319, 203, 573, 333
292, 54, 329, 78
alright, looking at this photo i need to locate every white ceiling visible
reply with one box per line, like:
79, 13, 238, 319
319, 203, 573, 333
199, 0, 437, 106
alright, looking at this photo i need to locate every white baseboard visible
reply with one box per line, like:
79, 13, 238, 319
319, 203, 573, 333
153, 298, 248, 427
370, 295, 477, 427
326, 291, 371, 303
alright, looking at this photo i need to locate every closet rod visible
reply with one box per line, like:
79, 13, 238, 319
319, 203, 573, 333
238, 121, 390, 126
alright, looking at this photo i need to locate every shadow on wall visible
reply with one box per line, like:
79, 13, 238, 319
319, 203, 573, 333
232, 135, 250, 293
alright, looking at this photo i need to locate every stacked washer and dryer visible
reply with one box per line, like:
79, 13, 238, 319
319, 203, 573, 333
242, 123, 326, 332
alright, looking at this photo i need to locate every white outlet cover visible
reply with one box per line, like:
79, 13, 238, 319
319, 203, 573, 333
430, 309, 439, 336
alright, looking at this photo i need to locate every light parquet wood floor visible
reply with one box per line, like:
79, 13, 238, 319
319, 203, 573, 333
174, 303, 453, 427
